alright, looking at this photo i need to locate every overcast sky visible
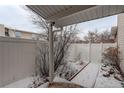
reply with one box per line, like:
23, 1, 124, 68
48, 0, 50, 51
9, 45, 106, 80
0, 5, 41, 33
77, 15, 117, 39
0, 5, 117, 39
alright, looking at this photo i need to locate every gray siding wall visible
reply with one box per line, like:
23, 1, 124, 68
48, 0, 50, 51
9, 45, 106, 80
118, 13, 124, 73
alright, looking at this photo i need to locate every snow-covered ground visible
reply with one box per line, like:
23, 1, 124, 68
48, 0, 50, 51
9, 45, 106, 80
3, 77, 50, 88
56, 60, 88, 80
38, 82, 49, 88
71, 62, 100, 87
3, 62, 123, 88
94, 64, 123, 88
67, 61, 88, 72
4, 77, 33, 88
94, 69, 122, 88
3, 57, 88, 88
53, 76, 71, 83
71, 62, 123, 88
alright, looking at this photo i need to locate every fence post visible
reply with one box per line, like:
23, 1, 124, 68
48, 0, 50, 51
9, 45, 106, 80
101, 42, 103, 61
89, 41, 91, 63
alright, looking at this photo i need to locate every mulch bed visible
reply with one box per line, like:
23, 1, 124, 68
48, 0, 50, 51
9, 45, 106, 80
48, 82, 84, 88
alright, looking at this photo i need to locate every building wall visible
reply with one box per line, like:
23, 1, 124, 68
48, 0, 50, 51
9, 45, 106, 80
9, 29, 16, 37
21, 32, 32, 39
0, 24, 5, 36
118, 13, 124, 73
0, 37, 37, 87
0, 24, 37, 39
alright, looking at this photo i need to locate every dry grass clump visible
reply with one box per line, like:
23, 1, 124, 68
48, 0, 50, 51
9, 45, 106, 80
103, 47, 118, 64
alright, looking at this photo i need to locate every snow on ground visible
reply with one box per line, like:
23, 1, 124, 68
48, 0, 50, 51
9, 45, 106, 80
71, 62, 123, 88
94, 65, 122, 88
4, 77, 33, 88
3, 62, 123, 88
53, 76, 71, 83
57, 59, 88, 80
4, 76, 49, 88
38, 82, 49, 88
71, 62, 100, 88
3, 60, 87, 88
67, 61, 87, 71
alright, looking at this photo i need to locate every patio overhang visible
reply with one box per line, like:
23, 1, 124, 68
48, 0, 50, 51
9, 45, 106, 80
27, 5, 124, 27
27, 5, 124, 83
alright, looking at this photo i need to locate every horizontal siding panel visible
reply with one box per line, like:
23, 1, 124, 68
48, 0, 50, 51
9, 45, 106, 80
118, 13, 124, 73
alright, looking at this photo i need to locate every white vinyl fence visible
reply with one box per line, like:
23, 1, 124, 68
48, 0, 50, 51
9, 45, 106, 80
0, 37, 46, 87
67, 43, 117, 63
0, 36, 117, 87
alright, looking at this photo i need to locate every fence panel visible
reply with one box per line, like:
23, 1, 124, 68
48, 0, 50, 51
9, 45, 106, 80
68, 43, 116, 63
90, 44, 102, 63
0, 36, 117, 87
0, 37, 37, 87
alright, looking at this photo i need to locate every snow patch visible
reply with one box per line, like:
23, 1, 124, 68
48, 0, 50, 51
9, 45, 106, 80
71, 63, 100, 87
4, 77, 33, 88
53, 76, 70, 83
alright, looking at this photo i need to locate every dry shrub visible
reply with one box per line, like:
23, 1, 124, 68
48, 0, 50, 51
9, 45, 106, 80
56, 61, 78, 80
34, 25, 77, 78
103, 47, 121, 71
103, 47, 118, 64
